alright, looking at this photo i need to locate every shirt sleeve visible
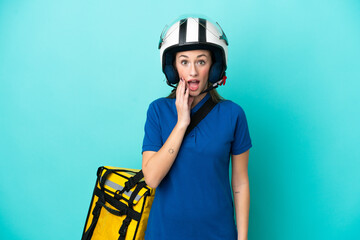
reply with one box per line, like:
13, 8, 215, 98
230, 104, 252, 155
142, 101, 163, 153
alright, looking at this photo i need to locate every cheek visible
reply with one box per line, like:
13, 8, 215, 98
199, 66, 211, 79
175, 65, 186, 77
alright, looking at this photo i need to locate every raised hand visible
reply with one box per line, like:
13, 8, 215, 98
175, 77, 194, 128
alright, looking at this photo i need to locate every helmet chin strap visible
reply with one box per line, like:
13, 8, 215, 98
199, 76, 227, 95
167, 79, 177, 93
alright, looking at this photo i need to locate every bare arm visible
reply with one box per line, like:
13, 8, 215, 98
142, 124, 185, 188
142, 78, 193, 189
231, 149, 250, 240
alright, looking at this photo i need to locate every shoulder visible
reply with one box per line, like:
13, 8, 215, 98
217, 99, 246, 118
146, 97, 176, 118
147, 97, 173, 109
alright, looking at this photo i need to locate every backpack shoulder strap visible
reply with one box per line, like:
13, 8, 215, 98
185, 97, 217, 137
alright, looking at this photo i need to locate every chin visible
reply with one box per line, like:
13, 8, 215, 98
189, 92, 199, 97
190, 91, 205, 97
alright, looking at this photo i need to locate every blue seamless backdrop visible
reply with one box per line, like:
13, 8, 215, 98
0, 0, 359, 239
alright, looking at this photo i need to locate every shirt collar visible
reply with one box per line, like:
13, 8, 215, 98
191, 92, 211, 115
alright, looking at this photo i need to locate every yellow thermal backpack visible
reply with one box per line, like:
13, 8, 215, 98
82, 166, 155, 240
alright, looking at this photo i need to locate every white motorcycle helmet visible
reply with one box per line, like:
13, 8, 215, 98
158, 17, 229, 90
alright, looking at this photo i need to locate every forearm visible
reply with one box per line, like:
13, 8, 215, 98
233, 182, 250, 240
142, 123, 187, 188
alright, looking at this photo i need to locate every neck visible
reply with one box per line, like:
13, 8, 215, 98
191, 92, 207, 109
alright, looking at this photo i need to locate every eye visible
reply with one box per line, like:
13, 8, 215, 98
198, 60, 206, 65
181, 60, 188, 65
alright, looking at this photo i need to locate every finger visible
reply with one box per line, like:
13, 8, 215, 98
176, 78, 183, 98
176, 78, 184, 104
184, 84, 189, 102
179, 78, 184, 92
185, 80, 190, 97
185, 86, 193, 107
176, 78, 182, 94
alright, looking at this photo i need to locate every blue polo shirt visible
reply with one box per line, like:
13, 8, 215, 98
142, 93, 252, 240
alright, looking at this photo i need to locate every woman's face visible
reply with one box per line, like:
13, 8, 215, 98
174, 49, 212, 96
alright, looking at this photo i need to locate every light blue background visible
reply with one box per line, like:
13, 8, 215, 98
1, 0, 359, 239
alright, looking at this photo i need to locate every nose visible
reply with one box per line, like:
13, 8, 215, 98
189, 63, 198, 77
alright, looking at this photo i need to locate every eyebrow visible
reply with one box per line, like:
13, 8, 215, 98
196, 54, 208, 58
178, 54, 209, 58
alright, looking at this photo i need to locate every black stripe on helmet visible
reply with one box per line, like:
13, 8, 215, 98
179, 18, 187, 45
198, 18, 206, 43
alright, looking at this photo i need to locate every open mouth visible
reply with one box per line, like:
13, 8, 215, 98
187, 80, 200, 91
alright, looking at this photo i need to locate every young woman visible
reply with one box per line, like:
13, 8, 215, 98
141, 17, 252, 240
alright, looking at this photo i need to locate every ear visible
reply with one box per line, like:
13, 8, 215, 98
164, 65, 179, 84
163, 52, 179, 84
208, 62, 223, 83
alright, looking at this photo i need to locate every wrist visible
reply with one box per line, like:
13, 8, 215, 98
175, 121, 189, 131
